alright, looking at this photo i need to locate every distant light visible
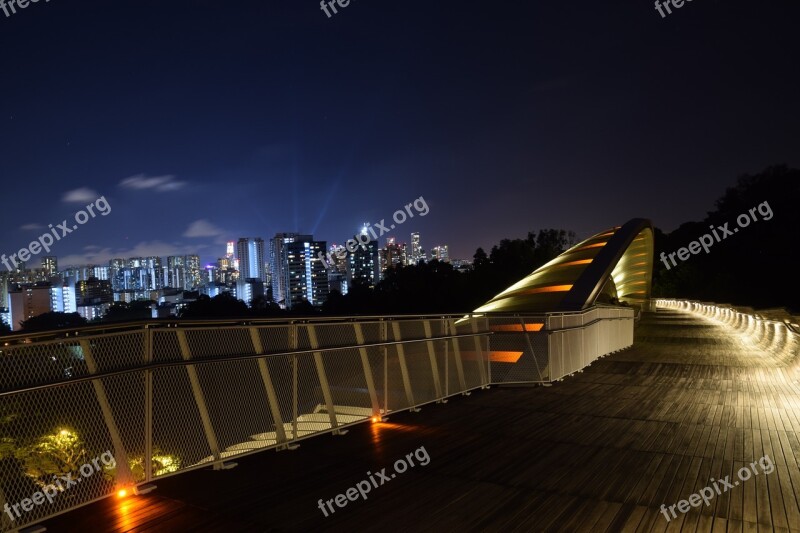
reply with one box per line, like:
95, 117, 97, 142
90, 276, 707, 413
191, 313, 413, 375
371, 416, 379, 423
117, 489, 128, 498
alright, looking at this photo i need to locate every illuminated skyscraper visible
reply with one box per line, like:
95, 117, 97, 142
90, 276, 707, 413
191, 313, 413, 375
41, 256, 58, 276
348, 229, 381, 288
236, 238, 267, 282
431, 245, 450, 263
381, 237, 407, 272
184, 255, 202, 289
410, 232, 421, 265
285, 239, 329, 309
0, 271, 9, 312
166, 256, 186, 289
8, 285, 51, 331
270, 233, 312, 307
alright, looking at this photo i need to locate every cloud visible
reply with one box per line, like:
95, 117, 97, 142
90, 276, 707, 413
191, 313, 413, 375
119, 174, 186, 192
62, 187, 100, 203
20, 223, 45, 231
57, 241, 203, 268
183, 219, 225, 238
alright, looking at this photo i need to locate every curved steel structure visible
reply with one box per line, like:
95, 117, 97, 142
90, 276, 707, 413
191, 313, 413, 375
475, 218, 654, 313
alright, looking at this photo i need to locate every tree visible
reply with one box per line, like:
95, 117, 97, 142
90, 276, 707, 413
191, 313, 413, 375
289, 299, 318, 316
0, 322, 10, 336
653, 165, 800, 310
100, 301, 153, 323
179, 293, 249, 319
250, 295, 284, 317
472, 247, 489, 270
14, 429, 87, 490
20, 312, 87, 332
321, 289, 348, 315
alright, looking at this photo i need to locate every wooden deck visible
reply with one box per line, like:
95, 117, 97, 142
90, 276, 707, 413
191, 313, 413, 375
45, 309, 800, 532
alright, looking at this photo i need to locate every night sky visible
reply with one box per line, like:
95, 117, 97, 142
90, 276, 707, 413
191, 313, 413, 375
1, 0, 798, 267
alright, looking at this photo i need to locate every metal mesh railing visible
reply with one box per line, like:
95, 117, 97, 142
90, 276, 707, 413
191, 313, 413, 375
488, 306, 635, 384
0, 315, 490, 532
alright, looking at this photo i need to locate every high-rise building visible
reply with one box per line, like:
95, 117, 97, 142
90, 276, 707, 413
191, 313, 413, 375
215, 257, 238, 285
50, 284, 76, 314
322, 244, 348, 274
236, 278, 265, 307
270, 233, 313, 308
381, 237, 407, 272
165, 256, 186, 289
328, 271, 348, 296
410, 232, 421, 265
76, 277, 113, 306
348, 230, 381, 288
285, 239, 329, 309
91, 265, 110, 280
184, 255, 201, 289
236, 238, 267, 282
41, 256, 58, 276
109, 258, 125, 293
0, 271, 9, 313
431, 245, 450, 263
8, 284, 52, 331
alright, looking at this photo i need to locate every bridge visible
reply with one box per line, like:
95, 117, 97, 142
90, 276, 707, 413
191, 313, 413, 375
0, 221, 798, 532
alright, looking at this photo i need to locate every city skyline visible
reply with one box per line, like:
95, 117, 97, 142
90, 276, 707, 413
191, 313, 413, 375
0, 226, 455, 328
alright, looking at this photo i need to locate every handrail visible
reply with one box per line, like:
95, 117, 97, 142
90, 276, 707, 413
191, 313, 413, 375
0, 313, 487, 345
0, 330, 492, 397
543, 314, 634, 335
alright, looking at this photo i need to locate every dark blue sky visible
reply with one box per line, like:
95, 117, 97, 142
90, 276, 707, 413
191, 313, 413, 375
1, 0, 798, 267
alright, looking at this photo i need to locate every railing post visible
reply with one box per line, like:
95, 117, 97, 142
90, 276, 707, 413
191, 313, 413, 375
353, 323, 381, 418
290, 323, 298, 442
447, 319, 468, 394
381, 321, 389, 414
144, 327, 153, 483
249, 328, 288, 448
79, 340, 135, 486
487, 317, 492, 385
422, 320, 444, 401
305, 324, 341, 434
444, 334, 449, 397
175, 330, 222, 469
1, 483, 9, 532
390, 321, 418, 410
520, 317, 545, 382
470, 316, 488, 387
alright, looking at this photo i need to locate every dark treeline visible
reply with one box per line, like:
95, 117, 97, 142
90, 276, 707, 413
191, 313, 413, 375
652, 165, 799, 312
